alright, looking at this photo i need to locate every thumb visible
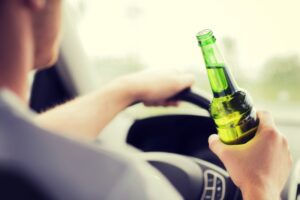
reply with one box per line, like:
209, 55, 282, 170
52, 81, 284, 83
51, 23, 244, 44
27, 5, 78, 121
208, 134, 226, 157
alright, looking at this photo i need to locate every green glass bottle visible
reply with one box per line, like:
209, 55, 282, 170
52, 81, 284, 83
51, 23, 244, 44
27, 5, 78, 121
196, 29, 258, 145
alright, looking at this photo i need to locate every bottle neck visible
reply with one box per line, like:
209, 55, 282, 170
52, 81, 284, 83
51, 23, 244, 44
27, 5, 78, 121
200, 42, 239, 98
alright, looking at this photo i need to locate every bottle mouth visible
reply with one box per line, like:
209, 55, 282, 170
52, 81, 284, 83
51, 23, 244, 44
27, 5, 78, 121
196, 29, 215, 46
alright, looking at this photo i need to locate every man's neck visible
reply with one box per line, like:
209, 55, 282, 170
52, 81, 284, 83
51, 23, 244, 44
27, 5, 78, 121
0, 2, 34, 103
0, 68, 29, 103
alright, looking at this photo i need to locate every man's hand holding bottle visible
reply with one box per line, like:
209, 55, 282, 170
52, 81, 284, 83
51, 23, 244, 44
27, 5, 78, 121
209, 111, 293, 200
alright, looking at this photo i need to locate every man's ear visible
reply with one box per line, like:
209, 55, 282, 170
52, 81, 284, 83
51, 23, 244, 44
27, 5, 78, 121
24, 0, 46, 11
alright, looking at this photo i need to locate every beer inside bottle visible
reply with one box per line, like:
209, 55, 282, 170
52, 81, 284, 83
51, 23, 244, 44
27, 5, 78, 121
196, 29, 258, 144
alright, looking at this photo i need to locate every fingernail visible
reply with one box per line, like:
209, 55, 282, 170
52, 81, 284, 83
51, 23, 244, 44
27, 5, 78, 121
208, 134, 219, 145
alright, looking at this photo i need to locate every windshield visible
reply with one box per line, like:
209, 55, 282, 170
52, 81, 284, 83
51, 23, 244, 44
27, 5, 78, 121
67, 0, 300, 125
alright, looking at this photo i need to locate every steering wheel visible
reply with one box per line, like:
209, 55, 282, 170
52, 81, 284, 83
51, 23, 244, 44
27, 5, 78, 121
126, 89, 242, 200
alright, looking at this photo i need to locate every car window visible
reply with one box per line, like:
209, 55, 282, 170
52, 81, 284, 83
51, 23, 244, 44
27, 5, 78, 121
67, 0, 300, 124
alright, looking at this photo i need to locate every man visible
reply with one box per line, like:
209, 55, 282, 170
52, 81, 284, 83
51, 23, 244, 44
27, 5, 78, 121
0, 0, 293, 199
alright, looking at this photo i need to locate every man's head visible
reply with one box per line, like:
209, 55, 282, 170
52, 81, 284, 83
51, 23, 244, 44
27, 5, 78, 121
31, 0, 62, 68
0, 0, 62, 69
0, 0, 62, 99
29, 0, 61, 68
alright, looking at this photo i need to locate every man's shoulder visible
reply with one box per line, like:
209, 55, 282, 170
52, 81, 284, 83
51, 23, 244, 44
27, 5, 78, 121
0, 90, 182, 200
0, 90, 139, 199
0, 96, 136, 199
0, 89, 35, 119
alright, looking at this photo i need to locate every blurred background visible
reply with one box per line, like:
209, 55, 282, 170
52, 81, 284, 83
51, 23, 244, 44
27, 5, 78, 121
66, 0, 300, 125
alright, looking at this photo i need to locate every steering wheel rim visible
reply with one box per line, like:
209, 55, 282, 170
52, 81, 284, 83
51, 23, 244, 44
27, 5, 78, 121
131, 88, 211, 113
170, 88, 211, 111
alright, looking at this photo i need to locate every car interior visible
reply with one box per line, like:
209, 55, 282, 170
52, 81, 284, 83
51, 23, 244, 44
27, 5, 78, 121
25, 1, 300, 200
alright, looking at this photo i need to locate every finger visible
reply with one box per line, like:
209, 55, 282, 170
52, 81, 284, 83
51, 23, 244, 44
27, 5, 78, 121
169, 101, 180, 107
161, 102, 171, 107
164, 101, 180, 107
143, 102, 160, 107
256, 111, 276, 136
208, 134, 227, 157
257, 111, 275, 127
144, 100, 178, 107
178, 74, 195, 88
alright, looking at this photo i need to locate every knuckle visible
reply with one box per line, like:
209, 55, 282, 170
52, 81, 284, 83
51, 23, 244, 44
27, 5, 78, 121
174, 80, 183, 90
289, 154, 293, 166
263, 110, 271, 115
258, 121, 270, 130
259, 110, 272, 117
281, 135, 289, 147
169, 79, 181, 93
261, 125, 278, 140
